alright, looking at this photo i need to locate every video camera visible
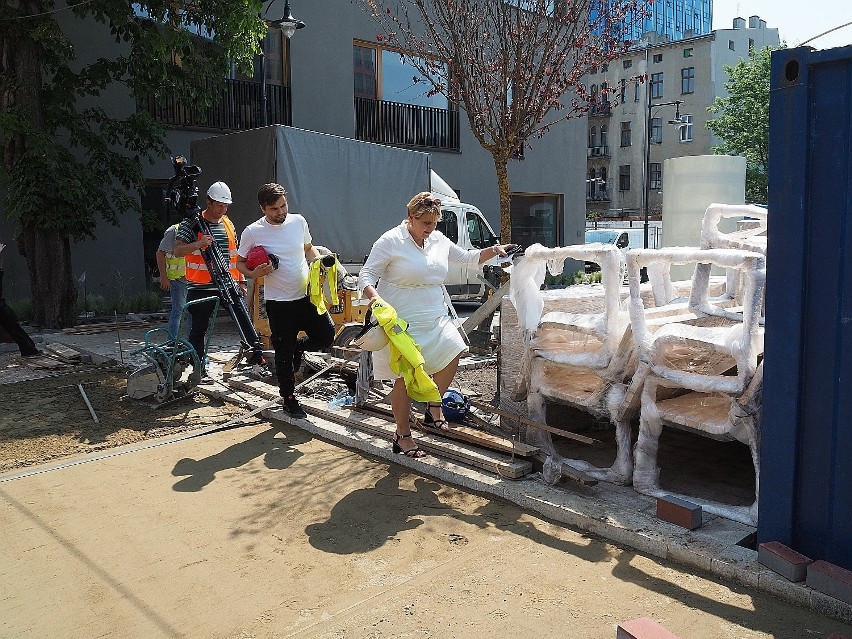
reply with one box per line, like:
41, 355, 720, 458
165, 156, 203, 220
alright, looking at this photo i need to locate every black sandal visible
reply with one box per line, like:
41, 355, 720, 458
392, 432, 428, 458
424, 402, 450, 431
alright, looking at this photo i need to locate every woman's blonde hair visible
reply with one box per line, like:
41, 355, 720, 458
406, 192, 442, 220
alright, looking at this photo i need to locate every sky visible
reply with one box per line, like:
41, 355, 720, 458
711, 0, 852, 50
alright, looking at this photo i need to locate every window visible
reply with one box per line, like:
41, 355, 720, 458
437, 209, 458, 243
510, 195, 561, 248
600, 124, 608, 149
599, 167, 607, 193
353, 45, 376, 99
681, 67, 695, 94
589, 125, 597, 149
588, 168, 597, 197
620, 121, 632, 147
679, 114, 694, 142
728, 39, 735, 51
650, 72, 664, 99
649, 162, 662, 190
619, 165, 631, 191
623, 59, 633, 69
353, 43, 449, 109
634, 80, 640, 102
466, 211, 496, 249
650, 117, 662, 144
683, 47, 693, 58
602, 63, 609, 72
749, 38, 755, 50
653, 53, 663, 63
619, 79, 626, 103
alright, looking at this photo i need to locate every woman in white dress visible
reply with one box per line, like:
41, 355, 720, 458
358, 192, 515, 457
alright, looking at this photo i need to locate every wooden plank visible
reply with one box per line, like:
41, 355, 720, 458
468, 398, 600, 446
355, 402, 539, 457
461, 282, 509, 334
43, 342, 82, 362
299, 397, 532, 478
225, 375, 531, 478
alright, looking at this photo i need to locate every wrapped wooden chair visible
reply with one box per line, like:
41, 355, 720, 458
625, 247, 766, 525
509, 243, 634, 484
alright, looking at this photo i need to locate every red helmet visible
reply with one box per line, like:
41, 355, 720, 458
245, 246, 271, 271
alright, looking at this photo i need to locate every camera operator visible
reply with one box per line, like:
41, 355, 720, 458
173, 181, 245, 379
236, 183, 334, 419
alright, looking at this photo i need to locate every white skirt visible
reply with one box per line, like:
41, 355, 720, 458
371, 282, 468, 381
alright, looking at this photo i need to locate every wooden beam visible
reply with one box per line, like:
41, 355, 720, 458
468, 398, 600, 446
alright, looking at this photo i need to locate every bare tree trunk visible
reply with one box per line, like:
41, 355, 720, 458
493, 156, 512, 243
20, 227, 77, 327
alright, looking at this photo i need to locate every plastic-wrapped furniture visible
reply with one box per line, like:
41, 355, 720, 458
690, 203, 768, 322
509, 243, 634, 484
625, 247, 767, 525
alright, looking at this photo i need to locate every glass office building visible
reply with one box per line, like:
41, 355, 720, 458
592, 0, 713, 43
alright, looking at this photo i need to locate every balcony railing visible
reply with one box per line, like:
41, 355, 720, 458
586, 190, 611, 202
355, 97, 460, 151
140, 79, 292, 131
589, 102, 612, 117
587, 145, 611, 158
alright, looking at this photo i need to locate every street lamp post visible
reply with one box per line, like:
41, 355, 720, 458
261, 0, 305, 126
642, 92, 684, 248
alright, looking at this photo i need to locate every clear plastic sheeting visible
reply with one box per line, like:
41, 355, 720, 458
508, 243, 635, 485
625, 245, 766, 525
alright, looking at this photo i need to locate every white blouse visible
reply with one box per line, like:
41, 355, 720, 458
357, 221, 481, 377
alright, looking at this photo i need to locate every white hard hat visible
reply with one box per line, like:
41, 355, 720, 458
207, 181, 232, 204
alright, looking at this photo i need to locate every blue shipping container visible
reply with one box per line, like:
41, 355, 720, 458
761, 45, 852, 571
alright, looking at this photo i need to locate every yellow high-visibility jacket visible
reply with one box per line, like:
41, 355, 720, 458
370, 301, 441, 403
308, 258, 338, 314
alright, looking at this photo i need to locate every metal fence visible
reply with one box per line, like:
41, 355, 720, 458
354, 97, 460, 151
140, 79, 291, 131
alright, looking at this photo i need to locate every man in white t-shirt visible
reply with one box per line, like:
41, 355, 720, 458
236, 183, 334, 418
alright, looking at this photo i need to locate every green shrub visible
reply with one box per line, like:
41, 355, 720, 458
9, 298, 32, 321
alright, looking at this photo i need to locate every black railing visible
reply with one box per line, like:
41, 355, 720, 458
141, 79, 291, 131
355, 97, 460, 151
589, 102, 612, 117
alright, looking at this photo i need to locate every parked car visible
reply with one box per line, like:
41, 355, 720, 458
583, 229, 630, 273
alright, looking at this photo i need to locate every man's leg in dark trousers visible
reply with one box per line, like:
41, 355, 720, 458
0, 298, 38, 356
186, 289, 218, 368
294, 302, 335, 378
267, 297, 334, 398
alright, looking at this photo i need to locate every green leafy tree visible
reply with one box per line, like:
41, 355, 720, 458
360, 0, 649, 242
0, 0, 266, 327
707, 45, 781, 204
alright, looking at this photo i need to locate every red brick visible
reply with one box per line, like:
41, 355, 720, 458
656, 495, 702, 530
617, 617, 682, 639
758, 541, 812, 582
806, 560, 852, 606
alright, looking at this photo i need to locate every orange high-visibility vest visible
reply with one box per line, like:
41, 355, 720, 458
184, 215, 243, 284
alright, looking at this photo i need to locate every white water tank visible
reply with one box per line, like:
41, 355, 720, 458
662, 155, 746, 280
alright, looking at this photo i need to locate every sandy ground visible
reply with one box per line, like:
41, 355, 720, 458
1, 360, 851, 638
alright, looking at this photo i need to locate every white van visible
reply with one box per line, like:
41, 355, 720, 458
437, 198, 500, 301
429, 171, 501, 300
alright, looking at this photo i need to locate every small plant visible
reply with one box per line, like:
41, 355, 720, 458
568, 270, 602, 286
9, 298, 32, 322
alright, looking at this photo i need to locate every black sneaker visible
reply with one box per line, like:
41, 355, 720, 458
280, 395, 307, 419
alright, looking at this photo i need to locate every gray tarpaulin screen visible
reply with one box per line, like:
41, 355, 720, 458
273, 126, 430, 262
191, 126, 431, 263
